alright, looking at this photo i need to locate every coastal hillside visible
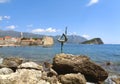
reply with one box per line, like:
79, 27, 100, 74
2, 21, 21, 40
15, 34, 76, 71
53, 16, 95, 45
53, 35, 87, 44
81, 38, 104, 44
0, 30, 43, 38
0, 30, 87, 44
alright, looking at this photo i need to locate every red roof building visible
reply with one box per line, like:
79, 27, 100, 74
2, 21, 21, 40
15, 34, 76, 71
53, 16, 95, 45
4, 36, 12, 40
0, 37, 4, 40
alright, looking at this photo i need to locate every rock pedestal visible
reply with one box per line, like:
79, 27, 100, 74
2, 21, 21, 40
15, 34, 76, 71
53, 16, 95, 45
52, 53, 108, 83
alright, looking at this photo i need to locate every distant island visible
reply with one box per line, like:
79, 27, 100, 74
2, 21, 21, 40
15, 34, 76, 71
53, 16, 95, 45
81, 38, 104, 44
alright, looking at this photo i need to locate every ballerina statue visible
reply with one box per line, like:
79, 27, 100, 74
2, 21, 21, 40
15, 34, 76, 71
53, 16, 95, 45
58, 27, 68, 53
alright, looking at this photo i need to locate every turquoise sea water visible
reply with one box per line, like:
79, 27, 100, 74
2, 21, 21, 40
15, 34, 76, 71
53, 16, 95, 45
0, 44, 120, 73
0, 44, 120, 62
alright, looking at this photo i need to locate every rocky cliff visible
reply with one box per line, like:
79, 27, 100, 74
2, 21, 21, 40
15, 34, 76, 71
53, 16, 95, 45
81, 38, 104, 44
42, 36, 54, 46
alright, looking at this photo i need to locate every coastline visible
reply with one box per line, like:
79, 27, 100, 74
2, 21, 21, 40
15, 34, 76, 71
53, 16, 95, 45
0, 44, 20, 47
0, 53, 119, 84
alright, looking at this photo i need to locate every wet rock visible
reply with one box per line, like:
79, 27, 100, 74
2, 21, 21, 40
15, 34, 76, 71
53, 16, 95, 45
0, 68, 13, 75
59, 73, 86, 84
52, 53, 108, 83
18, 61, 43, 71
2, 57, 24, 71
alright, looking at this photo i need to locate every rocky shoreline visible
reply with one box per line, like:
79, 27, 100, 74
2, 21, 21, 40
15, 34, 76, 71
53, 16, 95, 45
0, 53, 119, 84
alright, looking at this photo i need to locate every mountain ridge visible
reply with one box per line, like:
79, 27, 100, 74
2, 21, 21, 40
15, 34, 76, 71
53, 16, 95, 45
0, 30, 87, 43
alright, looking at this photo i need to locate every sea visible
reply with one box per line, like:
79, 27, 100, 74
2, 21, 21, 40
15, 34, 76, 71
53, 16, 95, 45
0, 43, 120, 74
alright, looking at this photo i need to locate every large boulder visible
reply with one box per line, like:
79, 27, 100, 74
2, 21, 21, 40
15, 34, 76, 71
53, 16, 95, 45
18, 62, 43, 71
59, 73, 86, 84
2, 57, 24, 71
52, 53, 108, 83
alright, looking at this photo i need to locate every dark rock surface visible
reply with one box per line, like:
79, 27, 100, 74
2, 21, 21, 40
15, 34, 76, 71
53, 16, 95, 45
52, 53, 108, 83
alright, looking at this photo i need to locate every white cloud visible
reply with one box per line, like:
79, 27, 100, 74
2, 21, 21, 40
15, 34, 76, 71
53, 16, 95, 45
46, 28, 57, 32
4, 16, 10, 19
32, 29, 45, 33
32, 27, 57, 33
6, 25, 17, 30
0, 16, 10, 21
0, 0, 10, 3
0, 16, 3, 21
69, 32, 78, 35
87, 0, 99, 6
82, 34, 90, 39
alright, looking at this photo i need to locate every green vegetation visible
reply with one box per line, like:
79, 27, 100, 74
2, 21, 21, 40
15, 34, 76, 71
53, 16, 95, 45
81, 38, 104, 44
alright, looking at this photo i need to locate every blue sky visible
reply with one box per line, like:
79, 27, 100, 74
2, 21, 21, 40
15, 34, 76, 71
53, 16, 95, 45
0, 0, 120, 44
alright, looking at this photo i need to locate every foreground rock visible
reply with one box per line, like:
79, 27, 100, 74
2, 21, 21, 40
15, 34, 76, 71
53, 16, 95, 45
0, 61, 61, 84
0, 68, 13, 75
59, 73, 86, 84
0, 69, 47, 84
2, 57, 24, 71
52, 53, 108, 83
0, 62, 60, 84
18, 61, 43, 70
112, 78, 120, 84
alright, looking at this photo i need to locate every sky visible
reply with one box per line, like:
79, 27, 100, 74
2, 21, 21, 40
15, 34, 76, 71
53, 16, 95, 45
0, 0, 120, 44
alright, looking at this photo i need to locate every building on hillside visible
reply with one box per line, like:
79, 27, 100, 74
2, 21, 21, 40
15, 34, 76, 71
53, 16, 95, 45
0, 37, 4, 40
4, 36, 12, 40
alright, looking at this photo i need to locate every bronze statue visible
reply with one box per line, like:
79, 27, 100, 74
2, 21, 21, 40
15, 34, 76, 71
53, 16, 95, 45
58, 27, 68, 53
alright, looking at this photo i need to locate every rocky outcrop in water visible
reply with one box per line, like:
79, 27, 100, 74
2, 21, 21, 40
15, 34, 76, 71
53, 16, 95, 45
52, 53, 108, 83
81, 38, 104, 44
42, 36, 54, 47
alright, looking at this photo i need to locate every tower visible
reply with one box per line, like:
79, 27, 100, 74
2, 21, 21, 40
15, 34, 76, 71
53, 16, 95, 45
20, 32, 23, 38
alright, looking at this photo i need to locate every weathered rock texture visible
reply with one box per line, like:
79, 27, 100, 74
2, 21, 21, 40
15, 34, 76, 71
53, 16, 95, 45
18, 62, 43, 70
112, 78, 120, 84
52, 53, 108, 83
2, 57, 24, 71
59, 73, 86, 84
0, 69, 46, 84
42, 36, 54, 46
0, 61, 61, 84
0, 68, 13, 75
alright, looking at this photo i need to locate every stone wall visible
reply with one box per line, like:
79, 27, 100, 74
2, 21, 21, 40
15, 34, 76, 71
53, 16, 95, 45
42, 36, 54, 46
